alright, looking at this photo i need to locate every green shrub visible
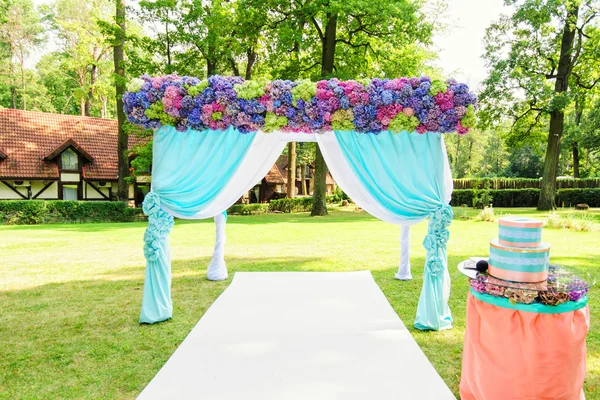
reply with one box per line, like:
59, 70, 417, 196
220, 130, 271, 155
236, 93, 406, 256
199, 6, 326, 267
453, 177, 600, 190
329, 186, 350, 203
269, 197, 313, 213
545, 211, 595, 232
227, 203, 269, 215
452, 189, 540, 207
452, 188, 600, 208
472, 182, 493, 209
475, 206, 495, 222
0, 200, 136, 225
556, 188, 600, 207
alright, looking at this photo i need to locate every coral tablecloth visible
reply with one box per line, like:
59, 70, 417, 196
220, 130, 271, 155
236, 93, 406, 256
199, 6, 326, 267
460, 292, 589, 400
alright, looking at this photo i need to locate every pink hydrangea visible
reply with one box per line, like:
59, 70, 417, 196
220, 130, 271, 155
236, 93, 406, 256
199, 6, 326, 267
402, 107, 415, 117
435, 92, 454, 111
317, 80, 328, 90
377, 104, 403, 126
316, 89, 334, 100
456, 122, 469, 135
416, 124, 428, 134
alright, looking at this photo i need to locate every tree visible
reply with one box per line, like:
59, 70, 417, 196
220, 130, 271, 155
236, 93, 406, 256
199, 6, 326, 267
286, 142, 296, 198
114, 0, 128, 201
259, 0, 434, 215
0, 0, 44, 109
135, 0, 183, 74
480, 0, 600, 209
48, 0, 114, 116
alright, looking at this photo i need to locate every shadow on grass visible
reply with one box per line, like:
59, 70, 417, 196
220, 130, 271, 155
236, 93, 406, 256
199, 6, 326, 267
1, 256, 338, 399
2, 252, 599, 399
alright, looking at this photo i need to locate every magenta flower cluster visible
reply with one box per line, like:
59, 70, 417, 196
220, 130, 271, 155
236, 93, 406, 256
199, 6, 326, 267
123, 74, 477, 134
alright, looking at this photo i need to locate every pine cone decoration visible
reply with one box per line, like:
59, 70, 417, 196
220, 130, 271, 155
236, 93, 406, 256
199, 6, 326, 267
486, 283, 506, 297
504, 288, 537, 304
539, 291, 571, 306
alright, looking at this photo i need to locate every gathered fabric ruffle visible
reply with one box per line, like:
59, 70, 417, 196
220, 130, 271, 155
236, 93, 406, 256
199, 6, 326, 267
422, 204, 453, 276
142, 192, 174, 262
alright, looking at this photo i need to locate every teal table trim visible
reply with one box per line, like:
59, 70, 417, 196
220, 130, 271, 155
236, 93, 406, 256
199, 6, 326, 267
470, 288, 588, 314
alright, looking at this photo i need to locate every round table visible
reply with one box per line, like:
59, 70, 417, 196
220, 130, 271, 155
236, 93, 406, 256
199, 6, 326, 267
458, 261, 590, 400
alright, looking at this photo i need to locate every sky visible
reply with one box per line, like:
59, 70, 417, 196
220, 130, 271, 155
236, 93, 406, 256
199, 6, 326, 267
431, 0, 510, 91
30, 0, 510, 90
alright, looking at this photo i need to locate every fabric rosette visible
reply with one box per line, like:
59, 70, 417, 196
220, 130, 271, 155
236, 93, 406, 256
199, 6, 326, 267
425, 256, 444, 277
142, 192, 161, 216
143, 230, 161, 261
141, 192, 174, 262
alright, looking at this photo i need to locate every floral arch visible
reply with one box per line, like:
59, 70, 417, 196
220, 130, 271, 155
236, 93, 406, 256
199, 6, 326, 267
124, 74, 477, 331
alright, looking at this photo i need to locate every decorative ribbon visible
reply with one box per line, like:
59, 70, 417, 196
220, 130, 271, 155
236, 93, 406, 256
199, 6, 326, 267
142, 192, 174, 262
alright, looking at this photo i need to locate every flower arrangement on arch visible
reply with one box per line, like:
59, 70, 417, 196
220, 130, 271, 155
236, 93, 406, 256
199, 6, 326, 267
123, 74, 477, 135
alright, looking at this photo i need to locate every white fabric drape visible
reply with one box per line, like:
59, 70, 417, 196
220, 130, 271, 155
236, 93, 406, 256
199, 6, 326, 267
395, 225, 412, 280
162, 131, 288, 220
188, 130, 452, 282
207, 213, 227, 281
315, 131, 453, 280
315, 131, 428, 226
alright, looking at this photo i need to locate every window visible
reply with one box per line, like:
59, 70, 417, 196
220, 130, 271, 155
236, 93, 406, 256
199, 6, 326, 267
63, 185, 78, 200
61, 149, 79, 170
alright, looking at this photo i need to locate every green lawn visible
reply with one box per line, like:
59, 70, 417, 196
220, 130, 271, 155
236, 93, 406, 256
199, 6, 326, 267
1, 207, 599, 399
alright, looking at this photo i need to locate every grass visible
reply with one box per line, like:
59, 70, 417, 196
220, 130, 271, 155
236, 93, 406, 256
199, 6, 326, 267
1, 207, 599, 399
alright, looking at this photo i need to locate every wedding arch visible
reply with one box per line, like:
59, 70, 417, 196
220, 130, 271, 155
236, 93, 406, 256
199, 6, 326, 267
123, 74, 477, 331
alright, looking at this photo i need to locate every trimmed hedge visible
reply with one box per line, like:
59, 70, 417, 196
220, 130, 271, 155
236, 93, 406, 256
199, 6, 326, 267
0, 200, 138, 225
556, 188, 600, 207
451, 188, 600, 208
227, 203, 269, 215
269, 197, 314, 213
453, 177, 600, 190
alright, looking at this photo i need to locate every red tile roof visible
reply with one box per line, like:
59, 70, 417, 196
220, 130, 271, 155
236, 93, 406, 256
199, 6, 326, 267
0, 109, 143, 180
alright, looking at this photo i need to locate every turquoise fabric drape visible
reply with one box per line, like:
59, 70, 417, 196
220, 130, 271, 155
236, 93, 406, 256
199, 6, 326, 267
470, 288, 588, 314
334, 130, 453, 331
152, 125, 256, 218
139, 126, 256, 323
140, 193, 174, 323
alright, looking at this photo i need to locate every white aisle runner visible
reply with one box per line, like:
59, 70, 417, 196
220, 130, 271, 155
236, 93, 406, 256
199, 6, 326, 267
138, 271, 455, 400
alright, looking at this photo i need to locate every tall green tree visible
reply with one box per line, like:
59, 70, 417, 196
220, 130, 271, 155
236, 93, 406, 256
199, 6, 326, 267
259, 0, 434, 215
114, 0, 128, 201
48, 0, 114, 116
0, 0, 44, 109
480, 0, 600, 209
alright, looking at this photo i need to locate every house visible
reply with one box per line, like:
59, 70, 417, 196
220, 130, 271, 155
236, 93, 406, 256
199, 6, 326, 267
244, 155, 336, 203
0, 109, 147, 205
0, 108, 336, 206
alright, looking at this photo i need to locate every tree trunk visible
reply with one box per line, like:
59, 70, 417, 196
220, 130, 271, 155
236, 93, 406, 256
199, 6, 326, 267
572, 142, 580, 178
311, 12, 337, 216
19, 52, 26, 110
80, 97, 86, 116
114, 0, 129, 202
572, 99, 583, 178
320, 13, 337, 77
301, 165, 307, 195
101, 96, 108, 118
9, 46, 16, 109
85, 64, 98, 117
537, 3, 579, 210
245, 48, 256, 80
165, 13, 172, 70
455, 135, 461, 168
287, 142, 296, 198
311, 146, 328, 216
206, 1, 219, 77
